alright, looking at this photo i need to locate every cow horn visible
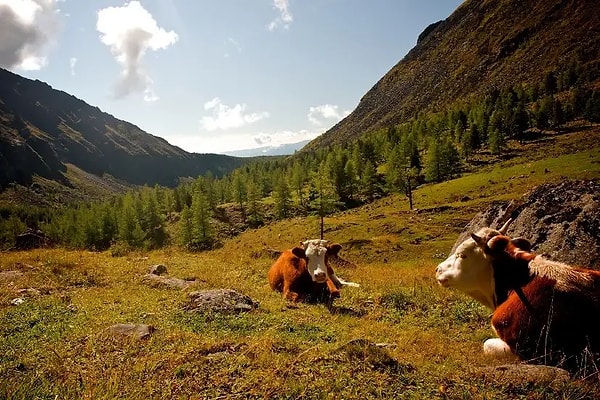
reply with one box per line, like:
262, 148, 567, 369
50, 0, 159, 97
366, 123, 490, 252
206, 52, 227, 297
498, 218, 513, 234
470, 233, 487, 248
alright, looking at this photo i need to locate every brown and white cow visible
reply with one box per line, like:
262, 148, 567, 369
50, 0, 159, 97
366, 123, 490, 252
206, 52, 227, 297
268, 239, 359, 304
436, 221, 600, 367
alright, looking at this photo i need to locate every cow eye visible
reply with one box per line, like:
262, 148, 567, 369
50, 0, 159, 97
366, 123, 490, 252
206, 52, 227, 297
457, 253, 466, 259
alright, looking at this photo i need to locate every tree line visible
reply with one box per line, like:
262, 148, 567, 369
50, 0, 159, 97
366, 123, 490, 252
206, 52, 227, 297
1, 62, 599, 251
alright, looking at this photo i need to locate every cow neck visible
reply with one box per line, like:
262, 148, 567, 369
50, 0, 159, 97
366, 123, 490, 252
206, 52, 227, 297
492, 256, 533, 307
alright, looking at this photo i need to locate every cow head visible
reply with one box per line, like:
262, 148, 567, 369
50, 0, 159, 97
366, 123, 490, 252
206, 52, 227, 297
295, 239, 341, 283
435, 219, 513, 310
471, 234, 534, 298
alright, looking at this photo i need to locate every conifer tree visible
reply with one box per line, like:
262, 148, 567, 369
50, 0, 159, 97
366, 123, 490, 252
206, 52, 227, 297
361, 161, 378, 201
178, 204, 193, 248
309, 164, 340, 239
191, 188, 213, 249
273, 176, 293, 219
231, 172, 247, 222
246, 179, 263, 227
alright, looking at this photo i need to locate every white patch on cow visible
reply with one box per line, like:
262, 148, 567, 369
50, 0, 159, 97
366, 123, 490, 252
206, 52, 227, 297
435, 228, 500, 310
529, 256, 595, 292
483, 338, 516, 358
302, 239, 329, 283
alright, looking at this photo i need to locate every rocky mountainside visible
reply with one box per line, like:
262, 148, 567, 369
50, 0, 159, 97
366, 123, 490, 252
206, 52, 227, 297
0, 68, 248, 191
305, 0, 600, 150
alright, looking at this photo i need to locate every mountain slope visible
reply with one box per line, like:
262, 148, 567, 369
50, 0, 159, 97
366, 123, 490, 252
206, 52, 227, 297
0, 68, 249, 190
305, 0, 600, 150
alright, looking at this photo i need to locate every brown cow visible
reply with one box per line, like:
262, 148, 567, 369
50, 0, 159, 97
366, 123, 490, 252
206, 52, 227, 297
268, 239, 359, 304
471, 233, 600, 369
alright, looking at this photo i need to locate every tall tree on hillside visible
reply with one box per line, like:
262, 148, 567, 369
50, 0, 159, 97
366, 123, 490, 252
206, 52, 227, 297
309, 164, 340, 239
488, 128, 505, 154
246, 179, 263, 227
191, 188, 213, 249
231, 172, 247, 222
361, 161, 378, 201
290, 161, 306, 207
425, 137, 460, 182
385, 145, 416, 209
178, 204, 193, 248
118, 194, 144, 248
273, 176, 293, 219
143, 193, 167, 248
344, 158, 358, 201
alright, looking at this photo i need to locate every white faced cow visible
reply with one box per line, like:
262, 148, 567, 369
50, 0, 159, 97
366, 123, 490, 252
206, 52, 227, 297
268, 239, 359, 304
436, 220, 600, 368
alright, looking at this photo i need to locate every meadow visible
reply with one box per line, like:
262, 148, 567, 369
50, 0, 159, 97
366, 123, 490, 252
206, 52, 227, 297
1, 129, 600, 399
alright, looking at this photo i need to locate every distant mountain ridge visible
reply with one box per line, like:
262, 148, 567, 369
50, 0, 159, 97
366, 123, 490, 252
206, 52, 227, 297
223, 140, 310, 157
0, 68, 249, 190
304, 0, 600, 150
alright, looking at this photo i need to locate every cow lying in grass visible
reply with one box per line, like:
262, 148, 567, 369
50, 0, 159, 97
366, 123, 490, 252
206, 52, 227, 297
436, 220, 600, 369
268, 239, 359, 304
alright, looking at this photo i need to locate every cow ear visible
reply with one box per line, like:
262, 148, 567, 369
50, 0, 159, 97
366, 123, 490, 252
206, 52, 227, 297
487, 235, 510, 251
327, 243, 342, 256
511, 237, 532, 251
291, 247, 306, 259
470, 233, 487, 248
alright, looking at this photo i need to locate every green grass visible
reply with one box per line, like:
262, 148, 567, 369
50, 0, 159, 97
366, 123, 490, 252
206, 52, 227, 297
1, 129, 599, 399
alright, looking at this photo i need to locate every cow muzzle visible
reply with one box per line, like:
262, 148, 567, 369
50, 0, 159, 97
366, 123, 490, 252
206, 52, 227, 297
313, 271, 327, 283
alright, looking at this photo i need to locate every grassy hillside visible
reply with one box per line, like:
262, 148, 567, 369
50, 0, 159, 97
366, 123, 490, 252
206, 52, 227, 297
1, 129, 599, 399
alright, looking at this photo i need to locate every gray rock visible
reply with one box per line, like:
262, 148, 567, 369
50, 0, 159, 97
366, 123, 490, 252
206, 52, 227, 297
479, 364, 570, 387
106, 323, 155, 340
452, 180, 600, 269
148, 264, 167, 275
185, 289, 259, 314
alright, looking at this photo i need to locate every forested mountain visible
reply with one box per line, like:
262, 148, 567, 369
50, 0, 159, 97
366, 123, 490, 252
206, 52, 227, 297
304, 0, 600, 150
0, 68, 249, 190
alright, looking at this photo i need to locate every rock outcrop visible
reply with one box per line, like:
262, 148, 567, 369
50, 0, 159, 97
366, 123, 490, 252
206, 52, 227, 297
452, 180, 600, 269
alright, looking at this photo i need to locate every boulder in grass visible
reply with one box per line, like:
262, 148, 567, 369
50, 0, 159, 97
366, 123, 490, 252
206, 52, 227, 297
106, 323, 155, 340
148, 264, 168, 276
185, 289, 259, 314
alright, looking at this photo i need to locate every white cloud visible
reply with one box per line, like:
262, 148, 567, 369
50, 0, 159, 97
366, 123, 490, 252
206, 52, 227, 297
96, 1, 178, 101
308, 104, 350, 126
267, 0, 293, 31
164, 128, 321, 154
200, 98, 269, 131
0, 0, 62, 71
253, 133, 272, 146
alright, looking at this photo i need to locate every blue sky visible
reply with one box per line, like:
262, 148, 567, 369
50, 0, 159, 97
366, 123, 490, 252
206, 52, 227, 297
1, 0, 463, 154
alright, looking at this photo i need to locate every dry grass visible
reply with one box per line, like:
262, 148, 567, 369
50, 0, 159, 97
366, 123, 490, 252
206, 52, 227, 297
1, 129, 600, 399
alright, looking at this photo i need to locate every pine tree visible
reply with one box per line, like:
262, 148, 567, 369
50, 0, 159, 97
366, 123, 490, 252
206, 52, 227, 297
273, 176, 293, 219
178, 204, 193, 248
488, 128, 505, 154
231, 172, 247, 222
246, 179, 263, 227
144, 194, 167, 249
309, 164, 340, 239
191, 188, 213, 249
